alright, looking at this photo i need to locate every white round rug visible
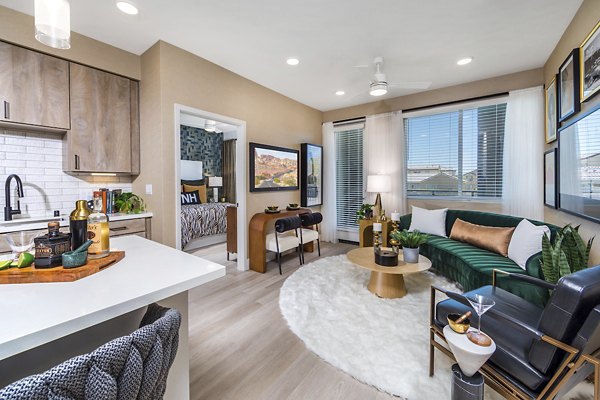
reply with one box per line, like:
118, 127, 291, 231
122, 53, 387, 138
279, 254, 592, 400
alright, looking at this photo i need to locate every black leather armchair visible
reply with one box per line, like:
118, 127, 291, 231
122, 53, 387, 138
429, 265, 600, 400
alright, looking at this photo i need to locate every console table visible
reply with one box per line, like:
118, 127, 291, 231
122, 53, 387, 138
249, 208, 314, 273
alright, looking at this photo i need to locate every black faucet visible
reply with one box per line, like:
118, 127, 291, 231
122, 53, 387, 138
4, 174, 24, 221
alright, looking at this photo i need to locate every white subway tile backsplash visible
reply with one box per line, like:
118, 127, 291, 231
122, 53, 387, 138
1, 129, 132, 217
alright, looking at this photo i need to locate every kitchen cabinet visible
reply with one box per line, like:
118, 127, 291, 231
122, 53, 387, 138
65, 63, 139, 174
0, 41, 70, 130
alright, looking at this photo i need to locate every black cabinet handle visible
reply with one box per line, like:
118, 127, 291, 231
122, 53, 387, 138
74, 154, 80, 170
3, 101, 9, 119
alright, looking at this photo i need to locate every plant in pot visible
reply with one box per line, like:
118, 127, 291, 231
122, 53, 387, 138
540, 224, 594, 284
390, 229, 428, 263
356, 203, 374, 222
114, 192, 146, 214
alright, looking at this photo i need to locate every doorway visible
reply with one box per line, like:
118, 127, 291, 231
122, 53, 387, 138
174, 104, 247, 271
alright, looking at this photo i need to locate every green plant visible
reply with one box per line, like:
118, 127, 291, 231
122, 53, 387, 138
114, 192, 146, 214
540, 225, 594, 284
390, 229, 428, 249
355, 203, 373, 222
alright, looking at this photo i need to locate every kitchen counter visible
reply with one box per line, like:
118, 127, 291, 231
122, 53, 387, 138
0, 235, 225, 398
0, 212, 153, 233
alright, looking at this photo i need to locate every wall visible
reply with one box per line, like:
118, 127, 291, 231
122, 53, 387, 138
133, 41, 323, 247
543, 0, 600, 265
0, 129, 132, 217
180, 126, 223, 177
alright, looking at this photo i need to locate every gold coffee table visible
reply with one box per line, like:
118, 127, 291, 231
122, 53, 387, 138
346, 247, 432, 299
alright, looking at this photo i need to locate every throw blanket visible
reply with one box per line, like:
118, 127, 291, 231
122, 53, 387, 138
0, 303, 181, 400
181, 203, 232, 248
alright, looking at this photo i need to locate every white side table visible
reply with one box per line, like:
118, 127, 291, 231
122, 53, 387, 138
443, 325, 496, 377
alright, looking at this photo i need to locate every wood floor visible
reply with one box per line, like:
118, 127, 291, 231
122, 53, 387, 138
189, 242, 398, 400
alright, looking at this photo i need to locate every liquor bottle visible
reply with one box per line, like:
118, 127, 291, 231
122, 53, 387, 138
70, 200, 90, 251
87, 195, 110, 259
34, 221, 71, 268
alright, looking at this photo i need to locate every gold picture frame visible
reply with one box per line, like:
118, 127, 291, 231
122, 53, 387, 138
545, 77, 558, 143
580, 20, 600, 102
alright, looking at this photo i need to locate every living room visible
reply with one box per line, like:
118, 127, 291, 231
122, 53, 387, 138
0, 0, 599, 399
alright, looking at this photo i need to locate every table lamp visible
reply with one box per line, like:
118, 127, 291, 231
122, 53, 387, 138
208, 176, 223, 203
367, 175, 391, 218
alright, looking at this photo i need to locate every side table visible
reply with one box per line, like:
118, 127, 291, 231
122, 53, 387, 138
358, 219, 394, 247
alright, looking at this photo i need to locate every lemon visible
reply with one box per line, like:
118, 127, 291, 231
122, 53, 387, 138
17, 253, 34, 268
0, 260, 11, 271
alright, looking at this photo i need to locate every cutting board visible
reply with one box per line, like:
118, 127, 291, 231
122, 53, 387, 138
0, 251, 125, 284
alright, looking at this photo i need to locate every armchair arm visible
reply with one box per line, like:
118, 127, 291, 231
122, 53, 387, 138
492, 269, 556, 291
525, 251, 544, 279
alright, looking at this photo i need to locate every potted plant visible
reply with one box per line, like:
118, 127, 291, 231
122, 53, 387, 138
390, 229, 428, 263
114, 192, 146, 214
540, 224, 594, 284
356, 203, 374, 222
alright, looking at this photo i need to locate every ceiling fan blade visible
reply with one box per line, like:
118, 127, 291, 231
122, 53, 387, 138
388, 81, 432, 90
353, 64, 370, 68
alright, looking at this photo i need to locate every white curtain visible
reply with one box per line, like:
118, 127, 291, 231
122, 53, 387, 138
321, 122, 337, 243
363, 111, 407, 215
502, 86, 544, 220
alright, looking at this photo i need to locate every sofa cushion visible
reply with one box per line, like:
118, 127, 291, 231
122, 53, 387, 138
508, 219, 550, 270
408, 206, 447, 237
450, 218, 515, 257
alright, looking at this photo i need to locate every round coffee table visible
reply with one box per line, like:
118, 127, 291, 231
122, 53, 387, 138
346, 247, 432, 299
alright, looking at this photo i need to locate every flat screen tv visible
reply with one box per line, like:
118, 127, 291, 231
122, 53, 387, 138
558, 104, 600, 223
249, 143, 299, 192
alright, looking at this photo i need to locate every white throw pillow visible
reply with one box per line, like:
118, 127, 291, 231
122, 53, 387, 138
408, 206, 448, 237
508, 219, 551, 270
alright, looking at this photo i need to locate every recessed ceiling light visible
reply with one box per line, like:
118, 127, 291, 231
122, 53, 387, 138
286, 58, 299, 66
116, 1, 138, 15
335, 90, 345, 96
457, 57, 473, 66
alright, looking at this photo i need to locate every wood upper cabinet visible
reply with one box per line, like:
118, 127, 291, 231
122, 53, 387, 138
0, 41, 70, 129
66, 63, 136, 173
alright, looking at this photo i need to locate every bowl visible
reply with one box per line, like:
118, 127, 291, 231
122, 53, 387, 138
447, 313, 471, 334
62, 251, 88, 269
288, 203, 299, 208
266, 206, 279, 211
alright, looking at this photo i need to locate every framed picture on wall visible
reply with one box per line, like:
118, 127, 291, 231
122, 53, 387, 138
544, 149, 558, 209
580, 21, 600, 102
558, 49, 580, 122
301, 143, 323, 207
545, 77, 558, 143
249, 142, 299, 192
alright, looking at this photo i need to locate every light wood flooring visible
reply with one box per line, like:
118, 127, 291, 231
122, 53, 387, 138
188, 242, 398, 400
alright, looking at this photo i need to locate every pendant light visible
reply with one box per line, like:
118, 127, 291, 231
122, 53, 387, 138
35, 0, 71, 50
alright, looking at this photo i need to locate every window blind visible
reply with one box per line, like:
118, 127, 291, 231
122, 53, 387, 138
404, 102, 506, 199
335, 127, 364, 231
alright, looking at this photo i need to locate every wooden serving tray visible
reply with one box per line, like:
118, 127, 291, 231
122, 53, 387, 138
0, 251, 125, 284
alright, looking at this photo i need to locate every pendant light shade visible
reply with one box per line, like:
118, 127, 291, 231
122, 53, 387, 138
35, 0, 71, 49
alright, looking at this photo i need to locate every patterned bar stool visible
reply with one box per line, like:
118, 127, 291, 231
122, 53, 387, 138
265, 216, 303, 274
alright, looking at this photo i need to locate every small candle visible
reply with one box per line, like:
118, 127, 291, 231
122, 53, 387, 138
391, 212, 400, 222
373, 222, 382, 232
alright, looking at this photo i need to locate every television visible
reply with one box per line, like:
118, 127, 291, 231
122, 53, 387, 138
249, 143, 299, 192
558, 104, 600, 223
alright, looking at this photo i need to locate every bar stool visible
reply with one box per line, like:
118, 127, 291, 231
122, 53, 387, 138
299, 212, 322, 264
265, 216, 303, 274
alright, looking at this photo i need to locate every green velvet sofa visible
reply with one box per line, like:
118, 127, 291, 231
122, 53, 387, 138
398, 209, 560, 307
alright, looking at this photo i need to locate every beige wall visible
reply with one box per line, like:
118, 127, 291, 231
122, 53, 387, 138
0, 6, 140, 79
133, 41, 323, 247
542, 0, 600, 265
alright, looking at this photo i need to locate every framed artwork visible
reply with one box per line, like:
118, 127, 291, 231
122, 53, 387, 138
544, 149, 558, 209
300, 143, 323, 207
558, 49, 580, 122
580, 21, 600, 102
545, 77, 558, 143
249, 142, 299, 192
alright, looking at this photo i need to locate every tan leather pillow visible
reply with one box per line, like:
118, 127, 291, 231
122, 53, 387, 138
183, 184, 207, 203
450, 218, 515, 257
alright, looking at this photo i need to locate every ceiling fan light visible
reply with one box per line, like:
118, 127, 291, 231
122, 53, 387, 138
369, 82, 388, 97
35, 0, 71, 50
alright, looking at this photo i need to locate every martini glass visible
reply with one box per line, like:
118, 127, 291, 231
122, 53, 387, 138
465, 294, 495, 346
4, 231, 40, 262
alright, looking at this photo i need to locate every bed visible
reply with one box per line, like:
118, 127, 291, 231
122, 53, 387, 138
181, 202, 234, 251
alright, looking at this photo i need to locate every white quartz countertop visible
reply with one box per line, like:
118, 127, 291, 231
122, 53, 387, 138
0, 235, 225, 360
0, 212, 153, 233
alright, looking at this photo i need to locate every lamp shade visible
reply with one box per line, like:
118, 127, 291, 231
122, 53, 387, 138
35, 0, 71, 49
208, 176, 223, 187
367, 175, 391, 193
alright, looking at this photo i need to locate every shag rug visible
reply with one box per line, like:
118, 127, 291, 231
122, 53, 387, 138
279, 255, 593, 400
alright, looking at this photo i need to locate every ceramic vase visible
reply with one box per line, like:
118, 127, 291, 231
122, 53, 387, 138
403, 247, 419, 263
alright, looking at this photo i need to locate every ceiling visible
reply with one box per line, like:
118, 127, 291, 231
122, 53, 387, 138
0, 0, 583, 111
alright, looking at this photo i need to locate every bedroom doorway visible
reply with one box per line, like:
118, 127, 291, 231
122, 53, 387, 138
174, 104, 247, 272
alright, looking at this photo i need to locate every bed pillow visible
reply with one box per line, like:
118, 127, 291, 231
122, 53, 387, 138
508, 219, 551, 270
181, 179, 205, 186
183, 184, 208, 204
450, 218, 515, 257
408, 206, 448, 237
181, 190, 202, 205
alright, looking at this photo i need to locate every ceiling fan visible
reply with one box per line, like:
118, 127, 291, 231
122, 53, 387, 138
360, 57, 432, 97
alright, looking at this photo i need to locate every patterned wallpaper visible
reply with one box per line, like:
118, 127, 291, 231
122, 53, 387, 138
180, 125, 223, 177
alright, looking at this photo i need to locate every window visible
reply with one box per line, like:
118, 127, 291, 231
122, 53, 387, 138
335, 123, 364, 234
404, 100, 507, 199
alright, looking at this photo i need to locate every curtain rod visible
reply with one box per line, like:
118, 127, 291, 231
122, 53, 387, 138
332, 116, 366, 125
402, 92, 508, 114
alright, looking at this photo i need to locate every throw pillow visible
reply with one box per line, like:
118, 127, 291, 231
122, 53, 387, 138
408, 206, 448, 237
183, 184, 208, 204
181, 190, 201, 205
450, 218, 515, 257
508, 219, 551, 270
